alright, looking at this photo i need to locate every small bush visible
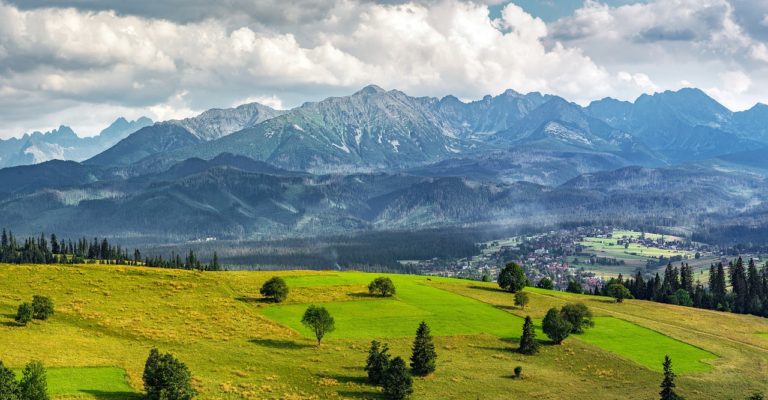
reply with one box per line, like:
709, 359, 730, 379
514, 366, 522, 379
31, 296, 54, 320
15, 303, 33, 325
260, 277, 289, 303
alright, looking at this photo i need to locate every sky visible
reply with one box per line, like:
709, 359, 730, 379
0, 0, 766, 138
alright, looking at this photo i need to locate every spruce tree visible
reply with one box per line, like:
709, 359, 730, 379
410, 321, 437, 376
19, 361, 47, 400
382, 357, 412, 400
0, 361, 19, 400
518, 316, 539, 355
365, 340, 391, 385
660, 355, 682, 400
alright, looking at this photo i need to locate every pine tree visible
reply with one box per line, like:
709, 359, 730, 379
365, 340, 391, 385
518, 316, 539, 355
730, 257, 749, 313
0, 360, 19, 400
410, 321, 437, 376
19, 360, 48, 400
660, 355, 682, 400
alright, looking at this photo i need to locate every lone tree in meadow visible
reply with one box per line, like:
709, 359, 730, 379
518, 316, 539, 355
15, 303, 33, 325
0, 361, 19, 400
260, 276, 289, 303
660, 355, 683, 400
143, 348, 197, 400
410, 321, 437, 376
383, 357, 413, 400
369, 277, 396, 297
542, 308, 572, 344
514, 291, 529, 309
607, 283, 633, 303
365, 340, 391, 385
498, 262, 527, 293
31, 296, 54, 320
19, 361, 48, 400
301, 305, 335, 346
559, 303, 594, 334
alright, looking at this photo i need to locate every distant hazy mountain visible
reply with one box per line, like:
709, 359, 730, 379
587, 88, 764, 161
0, 117, 152, 168
85, 102, 284, 167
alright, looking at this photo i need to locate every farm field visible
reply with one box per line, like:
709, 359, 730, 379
1, 263, 767, 399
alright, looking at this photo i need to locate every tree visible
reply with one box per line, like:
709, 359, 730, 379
513, 366, 523, 379
559, 303, 594, 334
410, 321, 437, 376
660, 355, 683, 400
0, 361, 19, 400
369, 277, 396, 297
15, 303, 32, 325
260, 276, 289, 303
518, 316, 539, 355
143, 349, 197, 400
668, 289, 693, 307
31, 296, 54, 320
514, 291, 529, 309
382, 357, 412, 400
542, 308, 572, 344
365, 340, 391, 385
606, 283, 632, 303
498, 262, 527, 293
536, 277, 554, 290
301, 305, 335, 346
566, 280, 583, 294
19, 361, 47, 400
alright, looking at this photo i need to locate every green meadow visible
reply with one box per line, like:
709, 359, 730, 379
0, 264, 767, 399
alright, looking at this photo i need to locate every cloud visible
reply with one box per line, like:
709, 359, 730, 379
0, 0, 766, 138
0, 0, 623, 138
549, 0, 768, 110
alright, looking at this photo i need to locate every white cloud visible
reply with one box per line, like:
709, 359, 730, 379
0, 0, 767, 138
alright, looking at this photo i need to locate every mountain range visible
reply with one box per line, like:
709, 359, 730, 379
1, 85, 767, 244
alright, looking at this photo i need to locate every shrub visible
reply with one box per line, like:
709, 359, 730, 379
382, 357, 412, 400
260, 277, 289, 303
301, 305, 335, 345
369, 277, 396, 297
19, 360, 47, 400
31, 296, 54, 320
513, 366, 523, 379
560, 303, 594, 334
143, 349, 197, 400
542, 308, 572, 344
514, 291, 529, 309
498, 262, 527, 292
15, 303, 33, 325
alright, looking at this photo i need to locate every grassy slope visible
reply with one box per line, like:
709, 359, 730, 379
0, 264, 766, 399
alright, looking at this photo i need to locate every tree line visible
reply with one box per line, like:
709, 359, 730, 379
598, 257, 768, 318
0, 228, 221, 271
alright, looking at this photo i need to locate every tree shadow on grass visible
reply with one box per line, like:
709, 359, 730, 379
317, 373, 368, 385
348, 292, 383, 299
468, 285, 505, 293
79, 390, 142, 400
235, 296, 273, 304
336, 390, 384, 399
249, 338, 314, 350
